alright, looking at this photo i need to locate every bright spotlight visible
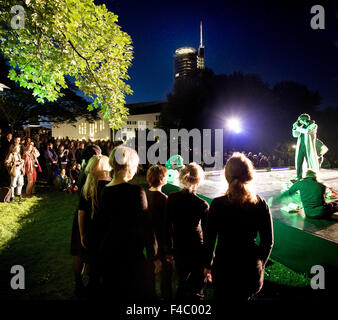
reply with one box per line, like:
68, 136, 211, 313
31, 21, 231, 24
227, 118, 242, 133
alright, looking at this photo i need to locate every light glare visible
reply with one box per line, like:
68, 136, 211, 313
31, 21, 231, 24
227, 118, 242, 133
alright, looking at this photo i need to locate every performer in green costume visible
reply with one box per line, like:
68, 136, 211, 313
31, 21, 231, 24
292, 114, 319, 180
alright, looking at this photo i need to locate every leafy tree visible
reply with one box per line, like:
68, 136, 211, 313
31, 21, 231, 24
0, 54, 98, 133
0, 80, 99, 133
0, 0, 133, 128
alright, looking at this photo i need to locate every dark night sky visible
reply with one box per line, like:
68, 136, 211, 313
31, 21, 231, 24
95, 0, 338, 108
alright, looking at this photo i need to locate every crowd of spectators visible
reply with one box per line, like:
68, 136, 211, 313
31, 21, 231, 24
0, 132, 121, 199
224, 151, 293, 169
0, 131, 334, 200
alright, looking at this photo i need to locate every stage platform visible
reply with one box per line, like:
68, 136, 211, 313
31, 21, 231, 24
163, 168, 338, 274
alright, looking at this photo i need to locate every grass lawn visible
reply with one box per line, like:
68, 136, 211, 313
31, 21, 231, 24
0, 175, 316, 301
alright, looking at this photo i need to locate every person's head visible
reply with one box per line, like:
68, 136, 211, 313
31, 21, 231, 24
179, 162, 204, 193
109, 146, 139, 181
225, 152, 257, 206
59, 145, 64, 152
147, 165, 168, 189
80, 142, 85, 149
6, 133, 12, 141
60, 169, 66, 177
48, 142, 53, 149
56, 140, 61, 147
298, 113, 311, 125
76, 163, 82, 171
34, 134, 40, 141
83, 155, 111, 216
306, 169, 317, 180
81, 145, 101, 165
26, 137, 31, 144
70, 141, 74, 148
14, 136, 20, 145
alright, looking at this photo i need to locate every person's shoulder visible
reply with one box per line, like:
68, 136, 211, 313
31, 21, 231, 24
256, 195, 267, 204
255, 195, 271, 213
167, 190, 181, 199
120, 183, 146, 196
211, 195, 227, 206
153, 190, 168, 200
194, 194, 209, 208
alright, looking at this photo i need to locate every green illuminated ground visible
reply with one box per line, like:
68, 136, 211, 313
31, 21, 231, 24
0, 176, 318, 301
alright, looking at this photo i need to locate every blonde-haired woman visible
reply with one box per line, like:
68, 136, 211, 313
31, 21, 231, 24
166, 162, 209, 300
204, 153, 274, 301
98, 146, 156, 301
70, 155, 111, 297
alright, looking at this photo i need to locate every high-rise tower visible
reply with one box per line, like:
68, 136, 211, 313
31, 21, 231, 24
174, 47, 197, 80
197, 21, 205, 69
174, 22, 205, 80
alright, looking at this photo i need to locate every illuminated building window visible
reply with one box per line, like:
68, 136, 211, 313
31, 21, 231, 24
79, 123, 87, 135
89, 123, 95, 137
99, 120, 105, 131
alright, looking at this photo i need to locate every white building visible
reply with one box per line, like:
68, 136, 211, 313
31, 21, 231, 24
52, 101, 166, 141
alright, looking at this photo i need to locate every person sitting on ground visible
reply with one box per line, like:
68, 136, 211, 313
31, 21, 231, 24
145, 164, 172, 300
166, 162, 209, 301
5, 145, 25, 201
57, 169, 72, 192
268, 169, 338, 220
204, 153, 274, 302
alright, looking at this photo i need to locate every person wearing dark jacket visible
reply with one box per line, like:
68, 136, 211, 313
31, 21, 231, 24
146, 165, 172, 300
167, 162, 209, 301
70, 144, 102, 298
204, 153, 274, 302
98, 146, 157, 302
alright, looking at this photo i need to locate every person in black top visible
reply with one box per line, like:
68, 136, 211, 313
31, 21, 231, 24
204, 153, 274, 302
146, 164, 172, 300
98, 146, 157, 302
70, 145, 102, 298
166, 162, 209, 301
